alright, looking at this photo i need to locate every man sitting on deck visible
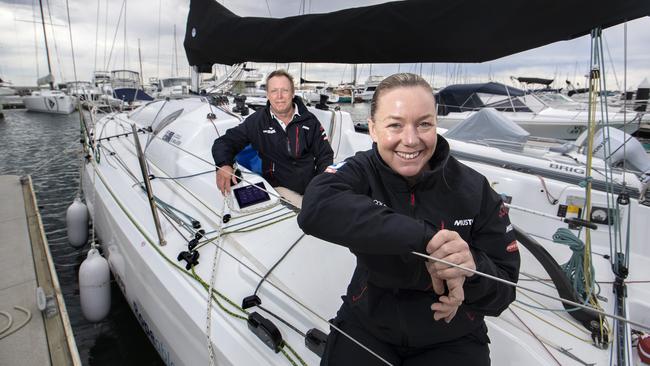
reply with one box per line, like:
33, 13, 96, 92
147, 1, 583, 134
211, 69, 334, 208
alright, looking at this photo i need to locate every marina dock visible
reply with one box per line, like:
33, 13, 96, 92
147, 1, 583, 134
0, 175, 81, 366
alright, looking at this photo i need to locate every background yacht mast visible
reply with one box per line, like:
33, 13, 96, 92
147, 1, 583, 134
37, 0, 54, 89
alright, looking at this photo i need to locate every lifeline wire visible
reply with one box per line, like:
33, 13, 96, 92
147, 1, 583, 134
410, 251, 650, 332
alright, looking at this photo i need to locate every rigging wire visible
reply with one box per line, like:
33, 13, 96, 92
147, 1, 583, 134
44, 0, 65, 82
509, 308, 562, 365
104, 0, 126, 71
32, 0, 40, 79
93, 0, 100, 72
156, 0, 161, 79
516, 290, 592, 337
103, 0, 107, 69
410, 251, 650, 332
582, 32, 608, 345
64, 0, 77, 82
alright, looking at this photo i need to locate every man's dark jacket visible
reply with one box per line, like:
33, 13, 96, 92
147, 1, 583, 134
298, 136, 520, 347
212, 97, 333, 194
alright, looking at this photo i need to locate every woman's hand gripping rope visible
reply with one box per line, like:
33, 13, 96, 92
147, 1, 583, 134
425, 229, 477, 323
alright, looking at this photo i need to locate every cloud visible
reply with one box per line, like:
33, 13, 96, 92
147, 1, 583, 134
1, 0, 648, 90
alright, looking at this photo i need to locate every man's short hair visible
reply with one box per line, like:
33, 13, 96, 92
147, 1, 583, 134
266, 69, 295, 92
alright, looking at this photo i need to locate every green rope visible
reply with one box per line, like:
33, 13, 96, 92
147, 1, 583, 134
552, 228, 595, 302
281, 341, 308, 366
191, 267, 249, 320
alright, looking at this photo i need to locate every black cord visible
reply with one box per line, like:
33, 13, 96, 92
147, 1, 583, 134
147, 169, 214, 180
254, 233, 305, 295
258, 305, 306, 338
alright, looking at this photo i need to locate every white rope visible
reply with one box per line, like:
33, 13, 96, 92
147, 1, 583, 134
206, 198, 227, 366
0, 311, 12, 335
0, 306, 32, 340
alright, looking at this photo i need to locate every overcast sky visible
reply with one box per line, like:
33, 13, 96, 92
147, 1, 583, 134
1, 0, 649, 91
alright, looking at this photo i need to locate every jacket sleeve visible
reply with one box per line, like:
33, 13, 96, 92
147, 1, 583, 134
298, 157, 435, 255
211, 117, 256, 167
310, 118, 334, 172
463, 179, 520, 316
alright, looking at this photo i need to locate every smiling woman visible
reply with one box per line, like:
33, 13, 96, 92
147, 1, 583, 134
298, 73, 521, 366
367, 74, 438, 181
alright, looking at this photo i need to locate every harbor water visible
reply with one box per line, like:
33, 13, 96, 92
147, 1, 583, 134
0, 109, 163, 365
0, 102, 370, 365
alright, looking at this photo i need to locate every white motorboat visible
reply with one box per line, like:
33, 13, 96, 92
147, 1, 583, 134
66, 81, 101, 103
354, 75, 384, 102
79, 0, 650, 365
435, 82, 644, 140
442, 108, 650, 197
295, 85, 340, 104
23, 89, 76, 114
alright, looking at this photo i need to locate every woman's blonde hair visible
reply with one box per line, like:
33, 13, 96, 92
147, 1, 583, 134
370, 73, 434, 120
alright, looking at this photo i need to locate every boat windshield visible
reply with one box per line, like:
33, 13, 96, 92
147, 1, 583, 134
477, 93, 533, 113
161, 78, 190, 88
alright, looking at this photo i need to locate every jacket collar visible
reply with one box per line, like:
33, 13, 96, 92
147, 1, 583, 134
371, 135, 451, 191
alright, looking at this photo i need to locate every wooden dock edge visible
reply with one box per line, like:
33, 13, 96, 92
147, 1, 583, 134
21, 175, 82, 366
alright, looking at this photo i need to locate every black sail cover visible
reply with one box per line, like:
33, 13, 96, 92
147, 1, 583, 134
184, 0, 650, 67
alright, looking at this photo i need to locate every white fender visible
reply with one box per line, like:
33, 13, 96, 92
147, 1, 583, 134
79, 248, 111, 322
66, 197, 89, 248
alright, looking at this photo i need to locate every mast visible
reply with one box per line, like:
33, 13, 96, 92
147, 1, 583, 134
123, 0, 127, 70
94, 0, 100, 71
37, 0, 54, 90
299, 63, 303, 86
138, 38, 144, 87
156, 0, 161, 78
174, 24, 179, 77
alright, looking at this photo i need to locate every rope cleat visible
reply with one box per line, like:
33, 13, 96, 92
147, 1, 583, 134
177, 250, 200, 270
305, 328, 328, 357
247, 312, 283, 353
241, 295, 261, 310
187, 238, 199, 251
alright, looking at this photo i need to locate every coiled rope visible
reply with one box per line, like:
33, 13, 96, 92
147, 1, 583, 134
552, 228, 595, 302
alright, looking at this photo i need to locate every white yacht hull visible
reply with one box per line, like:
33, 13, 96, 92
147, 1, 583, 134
82, 99, 650, 365
438, 109, 640, 140
23, 94, 75, 114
